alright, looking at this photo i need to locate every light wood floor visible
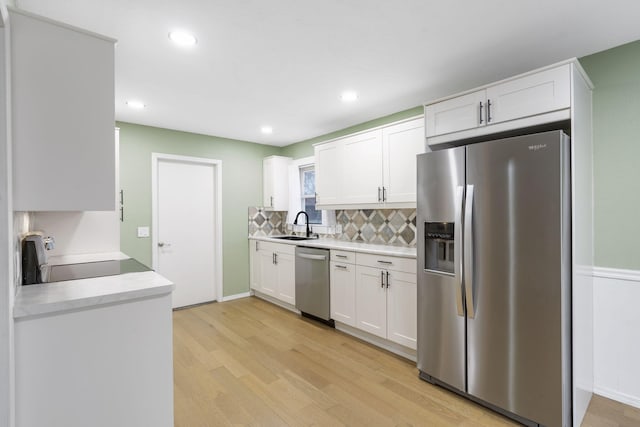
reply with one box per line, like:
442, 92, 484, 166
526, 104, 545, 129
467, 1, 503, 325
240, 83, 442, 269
173, 297, 640, 426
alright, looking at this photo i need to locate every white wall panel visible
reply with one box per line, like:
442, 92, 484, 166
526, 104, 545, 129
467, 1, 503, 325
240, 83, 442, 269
593, 268, 640, 409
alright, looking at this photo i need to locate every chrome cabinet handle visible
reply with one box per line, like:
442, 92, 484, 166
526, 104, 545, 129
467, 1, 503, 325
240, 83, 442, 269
454, 186, 464, 317
158, 242, 171, 247
270, 196, 273, 207
385, 271, 390, 288
479, 101, 484, 124
298, 253, 327, 261
377, 260, 393, 265
382, 187, 387, 202
335, 265, 348, 270
377, 187, 382, 202
380, 271, 385, 288
335, 254, 348, 259
274, 253, 278, 265
464, 185, 475, 318
486, 99, 492, 123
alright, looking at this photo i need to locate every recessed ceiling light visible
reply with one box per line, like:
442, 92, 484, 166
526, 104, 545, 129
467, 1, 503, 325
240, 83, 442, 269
126, 100, 145, 109
261, 126, 273, 135
340, 90, 358, 102
168, 30, 197, 47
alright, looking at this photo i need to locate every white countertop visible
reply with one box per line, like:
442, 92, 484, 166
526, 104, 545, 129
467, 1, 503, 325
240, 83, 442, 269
249, 235, 417, 258
14, 253, 174, 319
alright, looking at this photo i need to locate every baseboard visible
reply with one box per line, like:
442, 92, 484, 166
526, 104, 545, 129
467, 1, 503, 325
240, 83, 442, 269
595, 387, 640, 410
251, 290, 299, 313
334, 322, 417, 362
593, 266, 640, 282
220, 292, 251, 302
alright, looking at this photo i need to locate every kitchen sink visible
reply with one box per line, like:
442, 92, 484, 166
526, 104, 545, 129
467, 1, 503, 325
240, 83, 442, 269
271, 235, 318, 241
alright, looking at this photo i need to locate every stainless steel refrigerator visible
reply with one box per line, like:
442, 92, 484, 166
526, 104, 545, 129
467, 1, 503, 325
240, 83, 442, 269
417, 130, 572, 427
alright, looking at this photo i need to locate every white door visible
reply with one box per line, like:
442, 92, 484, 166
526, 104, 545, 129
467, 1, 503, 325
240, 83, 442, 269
156, 157, 217, 308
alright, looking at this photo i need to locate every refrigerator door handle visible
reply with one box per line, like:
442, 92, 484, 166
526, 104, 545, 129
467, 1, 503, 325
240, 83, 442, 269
454, 186, 465, 317
464, 185, 476, 319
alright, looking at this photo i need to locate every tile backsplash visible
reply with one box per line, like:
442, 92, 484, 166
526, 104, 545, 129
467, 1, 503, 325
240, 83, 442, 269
248, 207, 417, 247
336, 209, 416, 247
248, 207, 286, 237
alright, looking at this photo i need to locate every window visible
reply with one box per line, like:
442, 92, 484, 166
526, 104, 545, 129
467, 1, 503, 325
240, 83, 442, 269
300, 165, 321, 224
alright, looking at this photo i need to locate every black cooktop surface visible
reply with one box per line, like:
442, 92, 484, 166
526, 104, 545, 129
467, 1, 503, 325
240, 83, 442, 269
49, 258, 152, 282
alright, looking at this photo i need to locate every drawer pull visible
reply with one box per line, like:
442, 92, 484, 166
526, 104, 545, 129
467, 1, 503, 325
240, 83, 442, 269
377, 260, 393, 265
335, 265, 348, 269
335, 254, 348, 259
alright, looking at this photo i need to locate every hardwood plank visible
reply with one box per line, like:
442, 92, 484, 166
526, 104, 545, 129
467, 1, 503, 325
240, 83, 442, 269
174, 297, 638, 426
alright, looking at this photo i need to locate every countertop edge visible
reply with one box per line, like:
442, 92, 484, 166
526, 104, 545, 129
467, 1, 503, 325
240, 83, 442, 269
14, 271, 175, 320
248, 236, 417, 259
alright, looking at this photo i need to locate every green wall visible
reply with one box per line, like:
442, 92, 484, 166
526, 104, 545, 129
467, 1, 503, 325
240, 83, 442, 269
117, 122, 281, 297
119, 39, 640, 293
580, 40, 640, 270
280, 106, 424, 159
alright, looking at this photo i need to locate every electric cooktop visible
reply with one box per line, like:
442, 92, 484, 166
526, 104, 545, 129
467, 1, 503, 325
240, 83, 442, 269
48, 258, 151, 283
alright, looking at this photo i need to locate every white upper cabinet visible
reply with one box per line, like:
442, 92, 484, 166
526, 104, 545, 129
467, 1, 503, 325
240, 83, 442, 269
486, 65, 570, 124
382, 118, 425, 204
340, 130, 383, 205
263, 156, 291, 211
10, 9, 116, 211
314, 140, 342, 206
425, 63, 571, 145
425, 90, 486, 137
315, 116, 424, 209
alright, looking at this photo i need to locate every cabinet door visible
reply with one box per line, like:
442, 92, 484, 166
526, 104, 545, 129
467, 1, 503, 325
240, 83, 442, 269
263, 156, 290, 211
11, 10, 116, 211
355, 265, 387, 339
258, 249, 277, 297
249, 241, 261, 291
386, 271, 417, 349
486, 64, 570, 125
330, 261, 356, 326
341, 130, 383, 205
275, 251, 295, 305
425, 90, 486, 138
382, 118, 424, 204
314, 141, 342, 206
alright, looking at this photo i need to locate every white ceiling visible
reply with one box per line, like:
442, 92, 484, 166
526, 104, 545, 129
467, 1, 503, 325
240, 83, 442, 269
12, 0, 640, 146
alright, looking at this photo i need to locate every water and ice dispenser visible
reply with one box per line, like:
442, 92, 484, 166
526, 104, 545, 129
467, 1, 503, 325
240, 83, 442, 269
424, 222, 455, 274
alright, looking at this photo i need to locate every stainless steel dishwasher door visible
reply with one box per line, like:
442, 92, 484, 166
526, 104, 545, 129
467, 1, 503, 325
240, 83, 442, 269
295, 246, 330, 321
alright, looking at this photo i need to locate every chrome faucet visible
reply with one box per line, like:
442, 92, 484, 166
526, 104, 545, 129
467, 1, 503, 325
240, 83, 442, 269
293, 211, 311, 237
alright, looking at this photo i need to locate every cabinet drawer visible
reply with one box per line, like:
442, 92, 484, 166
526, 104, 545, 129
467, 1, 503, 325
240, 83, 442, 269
356, 253, 416, 274
254, 240, 295, 255
331, 250, 356, 264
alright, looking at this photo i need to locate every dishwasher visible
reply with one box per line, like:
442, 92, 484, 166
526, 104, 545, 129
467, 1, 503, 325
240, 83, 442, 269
295, 246, 334, 326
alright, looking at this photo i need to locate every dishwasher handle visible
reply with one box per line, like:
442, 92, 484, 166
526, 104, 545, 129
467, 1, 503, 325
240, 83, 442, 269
297, 253, 327, 261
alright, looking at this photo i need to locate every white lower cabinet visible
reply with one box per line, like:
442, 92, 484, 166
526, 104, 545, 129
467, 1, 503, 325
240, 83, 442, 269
250, 241, 295, 305
386, 270, 418, 349
330, 250, 417, 351
355, 265, 388, 338
330, 250, 357, 327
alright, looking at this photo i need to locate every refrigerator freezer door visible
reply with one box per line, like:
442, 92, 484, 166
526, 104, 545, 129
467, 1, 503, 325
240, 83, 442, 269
417, 147, 466, 392
465, 131, 571, 427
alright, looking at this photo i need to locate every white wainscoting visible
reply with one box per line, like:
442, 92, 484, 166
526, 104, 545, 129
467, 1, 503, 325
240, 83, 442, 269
593, 266, 640, 409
